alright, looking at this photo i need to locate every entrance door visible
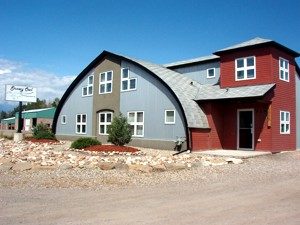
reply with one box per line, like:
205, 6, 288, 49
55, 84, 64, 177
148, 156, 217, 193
238, 109, 254, 150
24, 119, 31, 131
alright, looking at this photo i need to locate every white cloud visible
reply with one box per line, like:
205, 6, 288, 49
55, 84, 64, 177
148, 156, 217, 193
0, 58, 75, 105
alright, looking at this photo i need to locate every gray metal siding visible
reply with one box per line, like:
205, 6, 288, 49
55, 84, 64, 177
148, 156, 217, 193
172, 62, 220, 85
120, 61, 186, 141
296, 71, 300, 149
56, 75, 93, 136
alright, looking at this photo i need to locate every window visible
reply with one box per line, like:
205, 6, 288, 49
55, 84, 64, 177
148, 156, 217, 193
279, 58, 289, 82
61, 115, 66, 124
99, 112, 113, 135
99, 71, 113, 94
235, 56, 256, 80
128, 111, 144, 137
165, 110, 175, 124
82, 75, 94, 97
121, 68, 137, 91
76, 114, 87, 134
280, 111, 290, 134
207, 68, 215, 78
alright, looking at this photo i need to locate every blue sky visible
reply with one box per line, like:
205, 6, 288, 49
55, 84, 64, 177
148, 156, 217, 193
0, 0, 300, 106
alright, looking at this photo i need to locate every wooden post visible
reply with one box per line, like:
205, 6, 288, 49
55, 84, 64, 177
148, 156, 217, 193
17, 101, 23, 133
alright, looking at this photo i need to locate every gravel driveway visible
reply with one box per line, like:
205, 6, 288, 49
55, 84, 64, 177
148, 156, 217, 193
0, 151, 299, 225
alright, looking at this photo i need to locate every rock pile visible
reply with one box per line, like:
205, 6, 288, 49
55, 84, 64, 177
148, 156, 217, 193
0, 138, 242, 173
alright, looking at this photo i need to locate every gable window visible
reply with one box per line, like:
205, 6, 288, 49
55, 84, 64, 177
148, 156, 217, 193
61, 115, 67, 124
82, 75, 94, 97
128, 111, 144, 137
121, 68, 137, 91
99, 71, 113, 94
279, 58, 289, 82
165, 110, 175, 124
235, 56, 256, 80
280, 111, 290, 134
76, 114, 87, 134
207, 68, 215, 78
99, 112, 113, 135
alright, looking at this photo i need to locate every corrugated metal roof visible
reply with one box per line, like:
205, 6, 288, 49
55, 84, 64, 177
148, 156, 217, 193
122, 55, 209, 128
22, 107, 54, 113
215, 37, 272, 53
1, 117, 15, 123
195, 83, 275, 101
164, 55, 219, 68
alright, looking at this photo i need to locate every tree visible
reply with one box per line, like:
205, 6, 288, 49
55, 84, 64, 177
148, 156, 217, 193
0, 111, 7, 120
51, 97, 60, 107
107, 114, 132, 146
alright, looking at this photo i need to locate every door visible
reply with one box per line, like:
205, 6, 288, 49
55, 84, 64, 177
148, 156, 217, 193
238, 109, 254, 150
24, 119, 31, 131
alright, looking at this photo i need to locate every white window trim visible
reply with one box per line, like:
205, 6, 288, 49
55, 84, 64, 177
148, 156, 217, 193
279, 57, 289, 82
61, 115, 67, 124
127, 111, 144, 137
99, 71, 113, 94
82, 75, 94, 97
280, 111, 290, 134
75, 114, 87, 134
121, 68, 137, 92
98, 112, 113, 135
206, 68, 216, 79
165, 110, 175, 124
235, 56, 256, 81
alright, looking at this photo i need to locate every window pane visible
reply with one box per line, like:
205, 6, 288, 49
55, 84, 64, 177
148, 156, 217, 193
107, 72, 112, 81
100, 114, 105, 122
247, 57, 254, 66
130, 125, 134, 135
88, 86, 93, 95
130, 79, 136, 89
280, 59, 284, 68
100, 84, 105, 93
286, 113, 289, 121
137, 112, 143, 122
88, 76, 93, 85
82, 115, 86, 123
128, 113, 135, 123
237, 59, 244, 68
208, 69, 214, 77
285, 72, 289, 81
136, 125, 143, 135
77, 125, 81, 133
237, 70, 244, 79
100, 125, 105, 134
280, 70, 284, 79
100, 73, 106, 82
284, 61, 288, 69
107, 83, 112, 92
82, 125, 86, 133
122, 68, 129, 78
286, 124, 290, 133
62, 116, 66, 123
77, 115, 81, 122
247, 69, 255, 78
122, 80, 128, 90
166, 111, 175, 123
281, 124, 285, 133
83, 87, 87, 96
107, 113, 112, 122
281, 112, 285, 121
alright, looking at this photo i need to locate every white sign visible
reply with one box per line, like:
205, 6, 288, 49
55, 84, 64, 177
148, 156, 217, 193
5, 85, 37, 102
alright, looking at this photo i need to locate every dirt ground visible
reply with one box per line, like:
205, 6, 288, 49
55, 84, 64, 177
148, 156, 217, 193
0, 152, 299, 225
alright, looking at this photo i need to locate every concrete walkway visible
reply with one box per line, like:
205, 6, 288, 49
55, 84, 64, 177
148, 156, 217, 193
194, 150, 271, 159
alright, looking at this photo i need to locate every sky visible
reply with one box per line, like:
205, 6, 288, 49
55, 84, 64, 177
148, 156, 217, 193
1, 0, 300, 109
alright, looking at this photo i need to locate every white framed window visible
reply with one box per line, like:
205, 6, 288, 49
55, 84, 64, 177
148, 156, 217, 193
121, 68, 137, 91
76, 114, 87, 134
165, 110, 175, 124
235, 56, 256, 80
127, 111, 144, 137
99, 71, 113, 94
279, 57, 289, 82
61, 115, 67, 124
207, 68, 215, 78
82, 75, 94, 97
99, 112, 113, 135
280, 111, 290, 134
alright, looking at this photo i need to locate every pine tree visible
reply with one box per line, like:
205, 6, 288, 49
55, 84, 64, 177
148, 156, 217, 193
107, 114, 132, 146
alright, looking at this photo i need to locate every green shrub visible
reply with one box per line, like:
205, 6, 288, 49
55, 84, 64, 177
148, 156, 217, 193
107, 114, 132, 146
32, 123, 56, 140
71, 137, 101, 149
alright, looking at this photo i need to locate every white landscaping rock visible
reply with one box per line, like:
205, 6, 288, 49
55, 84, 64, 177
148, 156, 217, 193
225, 158, 243, 164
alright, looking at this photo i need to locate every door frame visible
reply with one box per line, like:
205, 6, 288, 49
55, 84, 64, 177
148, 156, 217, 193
237, 109, 254, 150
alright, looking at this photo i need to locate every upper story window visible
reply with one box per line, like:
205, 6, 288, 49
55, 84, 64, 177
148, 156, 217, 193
61, 115, 67, 124
99, 71, 113, 94
235, 56, 256, 81
165, 110, 175, 124
279, 58, 289, 82
121, 68, 137, 91
207, 68, 216, 79
280, 111, 290, 134
99, 111, 113, 135
128, 111, 144, 137
82, 75, 93, 97
76, 114, 87, 134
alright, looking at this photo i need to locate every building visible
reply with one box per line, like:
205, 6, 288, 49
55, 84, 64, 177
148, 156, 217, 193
52, 38, 300, 152
0, 117, 15, 130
